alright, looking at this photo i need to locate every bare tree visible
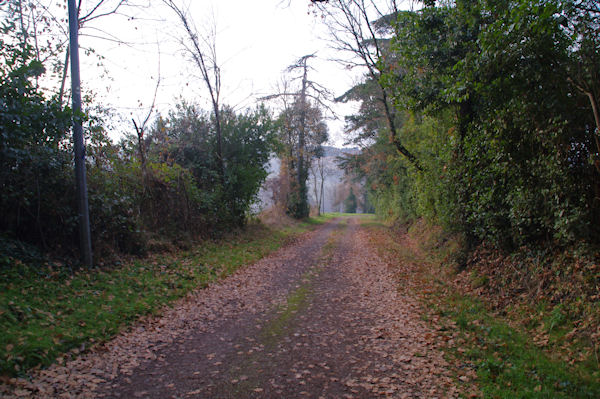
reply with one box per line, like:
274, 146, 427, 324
261, 55, 331, 217
9, 0, 138, 106
163, 0, 224, 178
566, 0, 600, 171
293, 55, 314, 203
315, 0, 422, 170
132, 48, 161, 172
309, 154, 330, 215
265, 160, 292, 213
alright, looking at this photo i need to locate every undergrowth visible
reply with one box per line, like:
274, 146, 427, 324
364, 218, 600, 398
0, 216, 329, 377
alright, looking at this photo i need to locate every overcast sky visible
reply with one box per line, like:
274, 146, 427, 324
78, 0, 363, 146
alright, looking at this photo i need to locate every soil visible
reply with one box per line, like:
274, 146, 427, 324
2, 217, 457, 398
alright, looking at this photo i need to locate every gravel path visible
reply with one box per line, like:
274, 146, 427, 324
3, 217, 457, 398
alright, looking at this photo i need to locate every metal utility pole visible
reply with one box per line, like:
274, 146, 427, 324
68, 0, 93, 267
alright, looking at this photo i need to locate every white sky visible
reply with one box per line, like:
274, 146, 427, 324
78, 0, 363, 146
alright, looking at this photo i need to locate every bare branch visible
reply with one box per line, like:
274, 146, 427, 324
163, 0, 224, 177
315, 0, 422, 170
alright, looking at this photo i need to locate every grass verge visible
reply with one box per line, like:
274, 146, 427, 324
0, 217, 326, 377
364, 220, 600, 398
437, 294, 600, 398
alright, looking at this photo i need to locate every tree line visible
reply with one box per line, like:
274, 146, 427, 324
321, 0, 599, 252
0, 1, 329, 263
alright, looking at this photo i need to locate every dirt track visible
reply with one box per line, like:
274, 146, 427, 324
5, 217, 457, 398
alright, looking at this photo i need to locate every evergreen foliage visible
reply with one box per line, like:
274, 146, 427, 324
341, 0, 600, 250
142, 102, 276, 229
0, 18, 277, 260
344, 188, 357, 213
0, 21, 76, 252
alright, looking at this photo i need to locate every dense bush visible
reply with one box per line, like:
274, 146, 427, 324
1, 26, 276, 261
143, 102, 277, 229
0, 29, 77, 254
343, 0, 600, 250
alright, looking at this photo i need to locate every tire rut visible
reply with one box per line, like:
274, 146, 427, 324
99, 219, 345, 398
101, 216, 457, 398
4, 216, 458, 398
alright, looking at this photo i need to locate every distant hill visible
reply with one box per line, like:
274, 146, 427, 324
322, 146, 360, 158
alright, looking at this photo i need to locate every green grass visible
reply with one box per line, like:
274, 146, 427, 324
319, 212, 375, 219
0, 219, 324, 377
365, 221, 600, 398
439, 294, 600, 398
304, 212, 343, 224
260, 227, 341, 347
221, 226, 343, 396
260, 279, 314, 346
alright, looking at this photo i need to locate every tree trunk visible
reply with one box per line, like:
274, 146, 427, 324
319, 166, 325, 215
298, 58, 308, 209
59, 47, 70, 107
586, 90, 600, 164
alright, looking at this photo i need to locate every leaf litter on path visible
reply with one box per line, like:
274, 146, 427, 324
1, 218, 458, 398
